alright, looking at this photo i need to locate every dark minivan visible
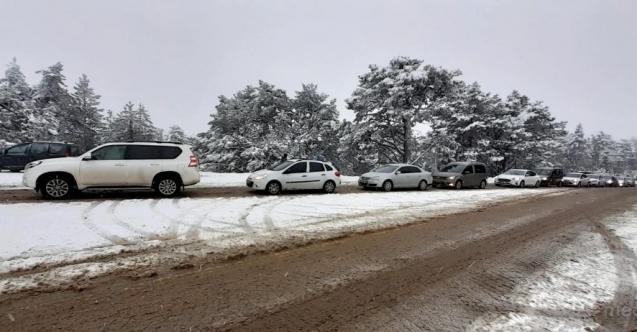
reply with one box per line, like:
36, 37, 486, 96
534, 166, 564, 187
0, 142, 81, 172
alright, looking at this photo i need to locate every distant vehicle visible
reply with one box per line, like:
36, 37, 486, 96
602, 175, 619, 187
358, 164, 433, 192
494, 169, 541, 188
624, 176, 635, 187
534, 166, 564, 187
587, 174, 605, 187
433, 162, 489, 189
561, 173, 591, 187
0, 142, 81, 172
246, 159, 341, 195
618, 176, 626, 187
22, 142, 200, 199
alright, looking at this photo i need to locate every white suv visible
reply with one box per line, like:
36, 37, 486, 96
246, 159, 341, 194
22, 142, 201, 199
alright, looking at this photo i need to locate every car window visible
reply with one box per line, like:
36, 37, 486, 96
582, 174, 587, 178
408, 166, 421, 173
309, 162, 325, 172
527, 171, 537, 176
6, 144, 29, 154
440, 164, 464, 173
270, 161, 294, 171
398, 167, 410, 174
375, 165, 399, 173
30, 143, 49, 154
475, 164, 487, 173
159, 146, 182, 159
325, 164, 334, 171
463, 166, 474, 174
126, 145, 161, 160
91, 145, 127, 160
285, 162, 307, 174
70, 146, 80, 156
49, 143, 66, 154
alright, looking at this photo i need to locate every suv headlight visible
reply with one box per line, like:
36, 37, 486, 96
254, 174, 268, 180
447, 176, 455, 180
25, 161, 43, 169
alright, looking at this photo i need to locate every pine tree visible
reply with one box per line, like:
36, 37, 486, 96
166, 125, 187, 142
563, 124, 592, 171
70, 74, 104, 150
33, 62, 69, 141
0, 58, 32, 143
347, 57, 461, 163
109, 102, 160, 142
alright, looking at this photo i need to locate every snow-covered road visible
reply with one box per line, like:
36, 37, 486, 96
0, 188, 563, 293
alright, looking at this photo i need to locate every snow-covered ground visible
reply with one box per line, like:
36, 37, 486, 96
0, 170, 359, 190
0, 188, 562, 293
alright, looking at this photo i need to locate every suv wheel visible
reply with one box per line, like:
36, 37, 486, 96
455, 180, 462, 189
267, 181, 281, 195
323, 180, 336, 194
418, 180, 428, 190
382, 180, 393, 192
42, 176, 73, 199
479, 180, 487, 189
155, 177, 181, 197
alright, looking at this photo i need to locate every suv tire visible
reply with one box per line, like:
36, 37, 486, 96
42, 175, 73, 200
155, 176, 181, 197
479, 180, 487, 189
323, 180, 336, 194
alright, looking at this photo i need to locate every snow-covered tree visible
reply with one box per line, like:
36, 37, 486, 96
590, 131, 615, 170
107, 102, 161, 142
562, 123, 592, 171
0, 58, 32, 143
33, 62, 71, 140
347, 57, 461, 163
166, 125, 187, 142
69, 74, 104, 150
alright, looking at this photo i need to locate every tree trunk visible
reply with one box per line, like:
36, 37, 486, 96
402, 116, 411, 163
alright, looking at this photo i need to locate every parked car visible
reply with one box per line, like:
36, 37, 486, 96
0, 142, 81, 172
624, 176, 635, 187
534, 166, 564, 187
433, 162, 489, 189
587, 174, 605, 187
246, 159, 341, 195
561, 173, 591, 187
602, 175, 619, 187
22, 142, 200, 199
358, 164, 433, 192
618, 176, 627, 187
494, 169, 542, 188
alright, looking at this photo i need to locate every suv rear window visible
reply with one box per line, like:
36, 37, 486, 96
475, 164, 487, 173
159, 146, 182, 159
126, 145, 161, 159
49, 143, 67, 154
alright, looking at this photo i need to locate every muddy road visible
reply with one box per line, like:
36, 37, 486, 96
1, 188, 636, 331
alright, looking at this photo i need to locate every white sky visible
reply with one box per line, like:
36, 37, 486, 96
0, 0, 635, 138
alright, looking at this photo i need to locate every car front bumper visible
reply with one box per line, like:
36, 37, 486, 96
433, 179, 459, 187
22, 169, 38, 189
246, 177, 269, 190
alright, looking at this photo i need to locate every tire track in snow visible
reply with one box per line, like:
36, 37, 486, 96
108, 200, 158, 238
81, 201, 130, 245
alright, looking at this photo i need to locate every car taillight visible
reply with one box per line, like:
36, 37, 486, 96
64, 152, 70, 157
335, 171, 341, 177
189, 155, 198, 167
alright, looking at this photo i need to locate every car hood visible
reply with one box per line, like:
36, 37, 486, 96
248, 169, 275, 178
31, 157, 81, 166
433, 172, 462, 178
562, 177, 580, 181
360, 172, 391, 178
496, 174, 524, 180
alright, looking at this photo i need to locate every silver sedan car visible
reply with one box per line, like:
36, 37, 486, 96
358, 164, 433, 192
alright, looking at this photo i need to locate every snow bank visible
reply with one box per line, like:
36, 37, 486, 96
0, 188, 563, 292
0, 171, 359, 190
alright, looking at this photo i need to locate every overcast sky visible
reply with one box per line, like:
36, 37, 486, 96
0, 0, 635, 139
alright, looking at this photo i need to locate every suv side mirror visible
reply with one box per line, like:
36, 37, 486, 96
82, 153, 92, 161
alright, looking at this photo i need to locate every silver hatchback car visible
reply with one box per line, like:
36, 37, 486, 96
358, 164, 433, 192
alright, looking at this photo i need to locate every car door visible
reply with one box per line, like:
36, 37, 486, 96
406, 166, 423, 188
281, 162, 309, 190
79, 145, 128, 186
125, 145, 163, 186
395, 166, 412, 188
1, 143, 30, 169
462, 165, 475, 187
581, 174, 589, 186
307, 162, 327, 189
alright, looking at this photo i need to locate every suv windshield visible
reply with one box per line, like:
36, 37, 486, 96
535, 169, 553, 176
440, 164, 465, 173
565, 173, 581, 178
374, 165, 398, 173
270, 161, 294, 171
503, 170, 526, 176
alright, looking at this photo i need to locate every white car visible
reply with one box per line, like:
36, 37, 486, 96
561, 172, 591, 187
494, 169, 541, 188
22, 142, 201, 199
246, 159, 341, 194
359, 164, 433, 191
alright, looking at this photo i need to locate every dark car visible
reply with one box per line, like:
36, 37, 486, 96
0, 142, 81, 172
433, 162, 489, 189
534, 167, 564, 187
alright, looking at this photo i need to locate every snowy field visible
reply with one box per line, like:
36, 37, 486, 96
0, 188, 563, 293
0, 170, 360, 190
